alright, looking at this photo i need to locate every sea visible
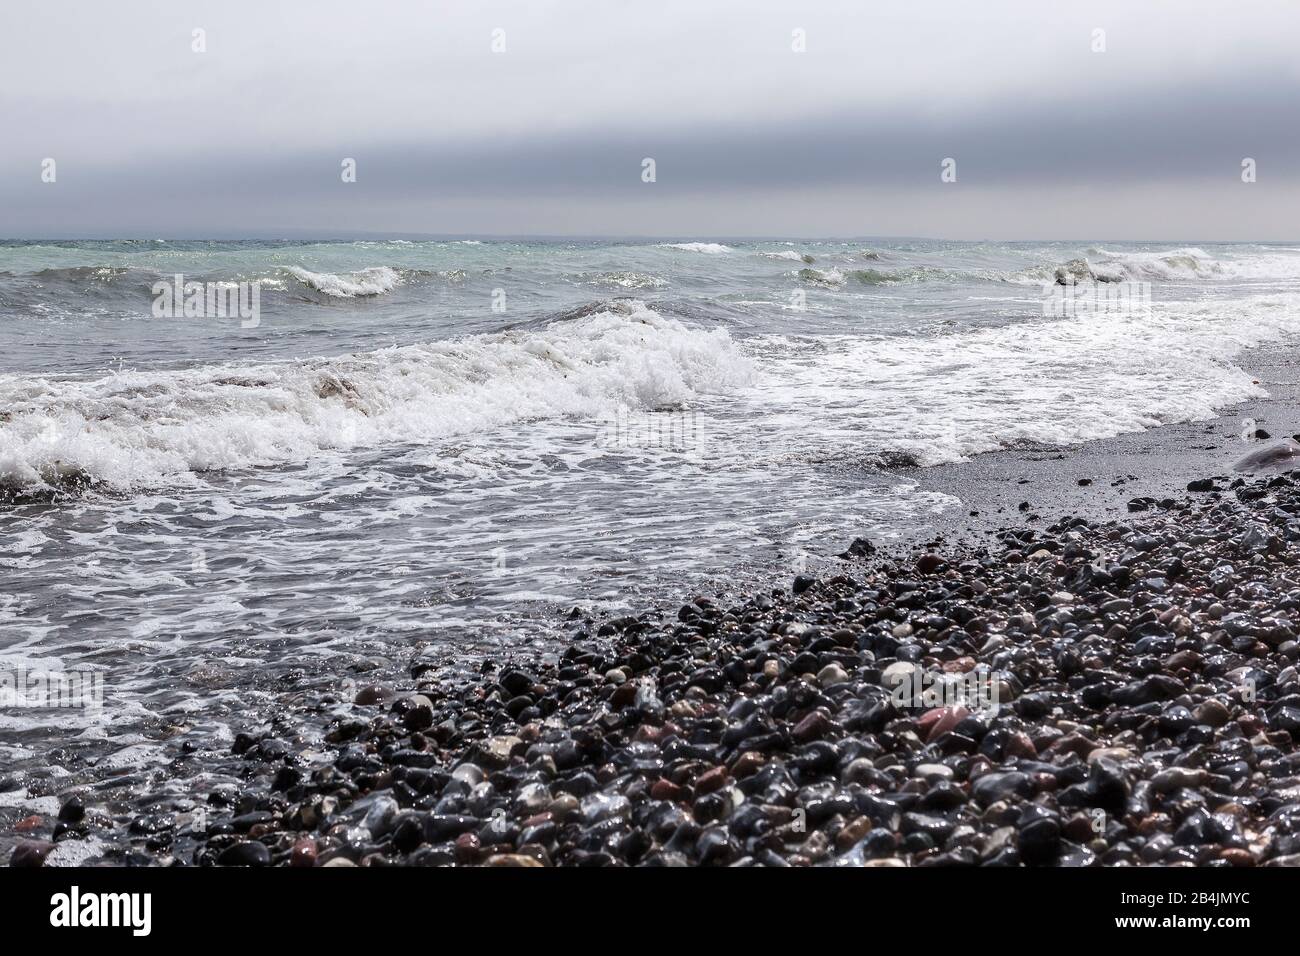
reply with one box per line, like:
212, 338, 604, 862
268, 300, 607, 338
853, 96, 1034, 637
3, 237, 1300, 809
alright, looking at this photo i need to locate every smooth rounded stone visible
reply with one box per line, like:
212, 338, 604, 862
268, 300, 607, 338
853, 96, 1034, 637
513, 782, 552, 815
546, 793, 579, 819
1234, 438, 1300, 474
881, 661, 918, 692
918, 705, 969, 743
972, 771, 1033, 808
694, 766, 730, 795
454, 832, 481, 864
841, 757, 879, 786
863, 857, 907, 867
57, 796, 86, 824
289, 838, 318, 867
353, 684, 388, 706
1085, 746, 1133, 765
916, 553, 945, 575
1151, 767, 1207, 794
731, 751, 766, 779
499, 669, 537, 697
650, 779, 688, 802
1195, 699, 1232, 727
478, 735, 522, 767
451, 763, 486, 787
580, 792, 631, 824
361, 795, 399, 837
9, 841, 54, 868
912, 763, 955, 783
791, 574, 817, 595
891, 623, 914, 639
835, 815, 874, 852
792, 710, 833, 743
838, 537, 875, 559
321, 857, 357, 867
696, 826, 737, 865
980, 825, 1017, 861
1219, 848, 1255, 867
1003, 732, 1037, 759
817, 663, 848, 687
484, 853, 544, 867
403, 695, 435, 730
1016, 809, 1062, 866
218, 841, 272, 867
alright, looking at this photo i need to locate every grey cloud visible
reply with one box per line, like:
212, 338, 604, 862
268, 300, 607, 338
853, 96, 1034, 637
1, 0, 1298, 237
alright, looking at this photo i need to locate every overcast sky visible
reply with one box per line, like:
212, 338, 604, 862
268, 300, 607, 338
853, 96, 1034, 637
1, 0, 1298, 239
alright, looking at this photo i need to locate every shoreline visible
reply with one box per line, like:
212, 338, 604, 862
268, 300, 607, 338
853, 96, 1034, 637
11, 347, 1300, 867
901, 341, 1300, 545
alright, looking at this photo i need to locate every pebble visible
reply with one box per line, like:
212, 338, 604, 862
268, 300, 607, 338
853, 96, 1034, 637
217, 841, 271, 867
817, 663, 848, 687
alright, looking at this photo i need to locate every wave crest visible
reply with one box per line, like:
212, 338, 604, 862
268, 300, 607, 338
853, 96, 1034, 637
0, 302, 752, 496
285, 265, 403, 297
658, 242, 732, 254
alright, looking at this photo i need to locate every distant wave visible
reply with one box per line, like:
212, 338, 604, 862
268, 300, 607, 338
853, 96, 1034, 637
797, 267, 845, 287
799, 265, 952, 287
577, 271, 667, 290
847, 267, 951, 286
14, 266, 133, 285
658, 242, 732, 254
1017, 247, 1300, 285
759, 250, 815, 263
0, 301, 753, 497
285, 265, 403, 297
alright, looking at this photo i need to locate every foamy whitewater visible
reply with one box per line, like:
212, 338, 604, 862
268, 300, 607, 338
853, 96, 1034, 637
4, 238, 1300, 795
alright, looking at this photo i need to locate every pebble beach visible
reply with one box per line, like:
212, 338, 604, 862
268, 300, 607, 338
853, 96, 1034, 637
16, 448, 1300, 868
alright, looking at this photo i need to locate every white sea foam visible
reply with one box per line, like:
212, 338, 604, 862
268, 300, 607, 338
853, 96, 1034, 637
658, 242, 732, 254
752, 291, 1300, 467
286, 265, 403, 297
0, 302, 752, 494
1014, 247, 1300, 285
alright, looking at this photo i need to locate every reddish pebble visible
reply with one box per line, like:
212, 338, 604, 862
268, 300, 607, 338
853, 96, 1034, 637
792, 709, 832, 743
651, 779, 688, 801
10, 841, 54, 868
694, 766, 730, 795
15, 815, 42, 833
731, 751, 766, 779
454, 831, 481, 864
920, 705, 970, 742
1004, 732, 1037, 758
289, 838, 317, 867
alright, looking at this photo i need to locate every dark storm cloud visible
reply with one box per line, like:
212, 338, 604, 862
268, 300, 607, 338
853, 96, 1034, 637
1, 0, 1298, 237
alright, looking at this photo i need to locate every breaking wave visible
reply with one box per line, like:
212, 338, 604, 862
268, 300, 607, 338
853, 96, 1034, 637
0, 301, 752, 497
285, 266, 404, 297
658, 242, 732, 254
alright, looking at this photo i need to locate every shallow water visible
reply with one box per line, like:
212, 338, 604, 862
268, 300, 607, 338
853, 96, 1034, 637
3, 238, 1300, 796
